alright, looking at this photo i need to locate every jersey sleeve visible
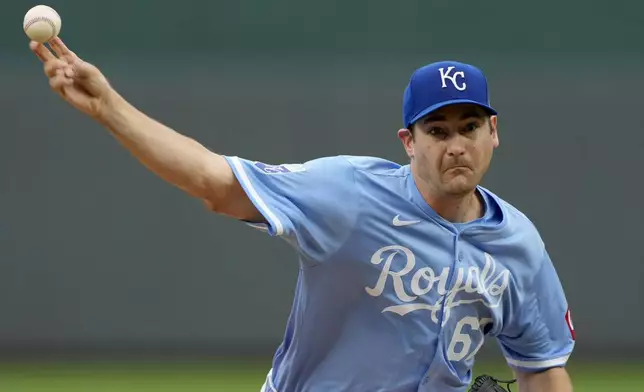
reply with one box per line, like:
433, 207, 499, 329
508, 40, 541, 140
223, 155, 360, 263
496, 249, 575, 372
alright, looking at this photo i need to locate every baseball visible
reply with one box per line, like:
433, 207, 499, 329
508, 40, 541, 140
23, 5, 62, 43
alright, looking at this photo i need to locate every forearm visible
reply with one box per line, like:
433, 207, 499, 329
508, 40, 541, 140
516, 367, 572, 392
31, 37, 259, 220
97, 91, 227, 201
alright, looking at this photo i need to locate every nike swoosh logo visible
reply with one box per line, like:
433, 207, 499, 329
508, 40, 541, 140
392, 215, 421, 227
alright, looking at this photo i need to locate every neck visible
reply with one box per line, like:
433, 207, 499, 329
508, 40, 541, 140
413, 173, 484, 224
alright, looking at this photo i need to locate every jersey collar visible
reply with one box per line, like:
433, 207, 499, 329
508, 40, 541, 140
404, 165, 507, 234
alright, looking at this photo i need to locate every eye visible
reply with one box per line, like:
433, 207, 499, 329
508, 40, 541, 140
428, 127, 447, 138
462, 122, 479, 133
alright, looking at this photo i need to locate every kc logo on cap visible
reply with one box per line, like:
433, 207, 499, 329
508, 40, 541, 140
439, 66, 467, 91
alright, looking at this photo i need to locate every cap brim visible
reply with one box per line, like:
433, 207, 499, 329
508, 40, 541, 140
408, 99, 497, 127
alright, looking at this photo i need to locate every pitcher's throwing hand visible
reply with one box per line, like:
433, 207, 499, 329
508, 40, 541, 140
30, 38, 113, 118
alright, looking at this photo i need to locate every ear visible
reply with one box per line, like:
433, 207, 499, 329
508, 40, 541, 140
489, 116, 499, 148
398, 128, 415, 158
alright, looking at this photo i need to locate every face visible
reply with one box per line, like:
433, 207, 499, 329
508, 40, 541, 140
398, 104, 499, 197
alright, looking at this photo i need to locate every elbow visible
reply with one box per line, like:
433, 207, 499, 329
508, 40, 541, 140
198, 179, 237, 216
193, 157, 230, 211
201, 193, 250, 220
192, 154, 263, 222
199, 182, 229, 214
202, 197, 217, 212
201, 182, 263, 223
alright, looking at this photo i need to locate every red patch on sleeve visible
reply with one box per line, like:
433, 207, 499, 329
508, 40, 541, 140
565, 308, 575, 340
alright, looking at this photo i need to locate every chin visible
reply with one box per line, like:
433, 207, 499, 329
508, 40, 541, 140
444, 187, 476, 197
442, 178, 477, 196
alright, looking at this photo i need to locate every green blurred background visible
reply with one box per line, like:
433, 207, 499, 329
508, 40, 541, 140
3, 0, 644, 390
1, 361, 642, 391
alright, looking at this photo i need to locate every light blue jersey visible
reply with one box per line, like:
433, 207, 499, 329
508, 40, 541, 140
224, 155, 575, 392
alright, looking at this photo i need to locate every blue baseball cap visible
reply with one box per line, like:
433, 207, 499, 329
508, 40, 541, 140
402, 61, 497, 128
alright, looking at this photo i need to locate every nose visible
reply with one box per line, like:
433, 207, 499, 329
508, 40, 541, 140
446, 139, 467, 157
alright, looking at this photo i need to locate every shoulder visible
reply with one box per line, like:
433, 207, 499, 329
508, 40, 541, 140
483, 187, 542, 239
340, 155, 409, 177
293, 155, 408, 185
480, 187, 547, 266
242, 155, 406, 177
237, 155, 355, 182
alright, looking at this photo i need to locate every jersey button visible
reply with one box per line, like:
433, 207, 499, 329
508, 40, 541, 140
458, 252, 464, 261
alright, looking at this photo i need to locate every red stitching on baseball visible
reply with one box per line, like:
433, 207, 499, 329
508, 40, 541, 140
24, 16, 56, 35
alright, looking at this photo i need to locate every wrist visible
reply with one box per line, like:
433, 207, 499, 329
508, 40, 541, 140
95, 89, 130, 128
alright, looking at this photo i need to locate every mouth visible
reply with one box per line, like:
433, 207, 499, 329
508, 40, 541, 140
446, 166, 472, 172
